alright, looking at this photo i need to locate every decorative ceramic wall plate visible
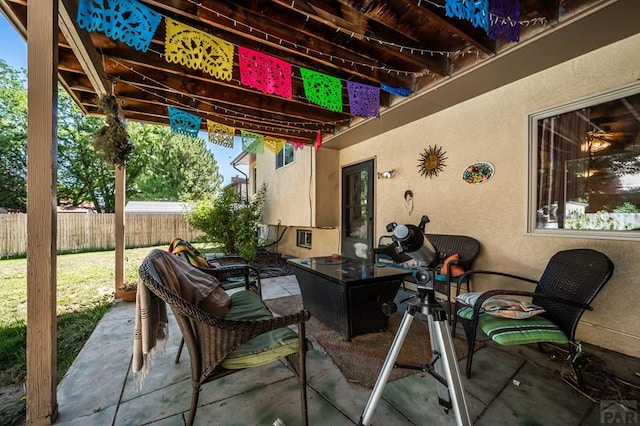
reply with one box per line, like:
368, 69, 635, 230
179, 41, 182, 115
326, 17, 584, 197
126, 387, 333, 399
462, 162, 494, 184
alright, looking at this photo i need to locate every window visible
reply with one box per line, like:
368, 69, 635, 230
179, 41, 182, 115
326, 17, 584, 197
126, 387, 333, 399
296, 229, 312, 249
276, 143, 294, 169
528, 82, 640, 239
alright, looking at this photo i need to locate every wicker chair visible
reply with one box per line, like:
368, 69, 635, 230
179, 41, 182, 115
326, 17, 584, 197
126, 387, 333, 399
425, 234, 481, 301
139, 254, 311, 426
454, 248, 614, 388
374, 233, 481, 315
168, 237, 262, 295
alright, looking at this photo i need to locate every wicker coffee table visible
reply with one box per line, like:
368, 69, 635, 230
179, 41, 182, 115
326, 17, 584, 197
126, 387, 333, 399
288, 256, 410, 340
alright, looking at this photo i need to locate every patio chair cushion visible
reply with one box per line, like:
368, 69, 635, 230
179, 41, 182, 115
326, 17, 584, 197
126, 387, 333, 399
457, 307, 568, 345
221, 290, 310, 369
457, 292, 545, 319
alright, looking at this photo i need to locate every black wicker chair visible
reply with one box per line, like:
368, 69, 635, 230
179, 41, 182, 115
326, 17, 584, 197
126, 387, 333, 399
375, 233, 481, 314
168, 237, 262, 294
139, 254, 311, 426
454, 248, 614, 388
426, 233, 481, 300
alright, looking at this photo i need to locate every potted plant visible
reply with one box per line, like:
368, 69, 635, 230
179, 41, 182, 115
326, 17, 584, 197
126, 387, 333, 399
116, 281, 138, 302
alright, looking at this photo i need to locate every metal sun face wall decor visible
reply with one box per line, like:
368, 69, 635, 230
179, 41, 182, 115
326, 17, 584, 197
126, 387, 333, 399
417, 145, 447, 178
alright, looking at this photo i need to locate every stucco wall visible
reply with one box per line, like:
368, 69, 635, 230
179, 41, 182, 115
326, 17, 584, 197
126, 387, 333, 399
337, 34, 640, 357
259, 146, 314, 227
260, 224, 340, 259
253, 34, 640, 357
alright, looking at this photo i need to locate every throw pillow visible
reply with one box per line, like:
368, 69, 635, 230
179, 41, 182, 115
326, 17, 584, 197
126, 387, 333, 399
441, 253, 464, 276
456, 291, 545, 319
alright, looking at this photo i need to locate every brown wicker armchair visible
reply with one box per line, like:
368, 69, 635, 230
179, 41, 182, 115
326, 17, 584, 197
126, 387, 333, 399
453, 248, 614, 388
138, 251, 311, 426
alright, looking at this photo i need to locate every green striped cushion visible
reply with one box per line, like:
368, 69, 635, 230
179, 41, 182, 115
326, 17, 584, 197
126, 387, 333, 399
457, 307, 568, 345
221, 290, 311, 369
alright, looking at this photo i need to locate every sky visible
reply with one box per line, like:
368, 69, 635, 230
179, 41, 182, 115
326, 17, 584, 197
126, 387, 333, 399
0, 14, 247, 186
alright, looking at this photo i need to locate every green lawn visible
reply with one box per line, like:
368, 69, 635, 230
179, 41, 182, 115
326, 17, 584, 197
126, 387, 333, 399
0, 245, 168, 424
0, 243, 224, 424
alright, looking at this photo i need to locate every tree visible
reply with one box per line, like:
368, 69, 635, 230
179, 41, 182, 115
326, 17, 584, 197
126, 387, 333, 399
130, 129, 222, 201
188, 184, 267, 260
0, 59, 224, 211
57, 98, 223, 211
0, 60, 27, 210
57, 89, 114, 211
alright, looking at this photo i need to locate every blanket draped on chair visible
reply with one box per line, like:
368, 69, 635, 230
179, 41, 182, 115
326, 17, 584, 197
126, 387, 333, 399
132, 272, 168, 390
132, 249, 231, 389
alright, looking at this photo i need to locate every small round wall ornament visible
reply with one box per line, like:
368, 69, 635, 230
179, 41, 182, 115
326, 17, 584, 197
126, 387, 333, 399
462, 162, 494, 184
417, 145, 447, 178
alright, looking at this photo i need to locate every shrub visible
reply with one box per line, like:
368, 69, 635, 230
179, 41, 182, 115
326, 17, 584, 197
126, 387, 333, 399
188, 184, 267, 261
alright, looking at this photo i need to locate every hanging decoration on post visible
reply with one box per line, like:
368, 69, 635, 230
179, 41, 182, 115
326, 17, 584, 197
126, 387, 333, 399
241, 130, 264, 154
347, 81, 380, 118
417, 145, 447, 178
168, 106, 202, 138
238, 47, 292, 99
92, 94, 132, 168
76, 0, 162, 53
300, 68, 343, 113
315, 130, 323, 151
445, 0, 489, 32
489, 0, 521, 42
263, 136, 287, 153
206, 120, 235, 148
164, 17, 234, 80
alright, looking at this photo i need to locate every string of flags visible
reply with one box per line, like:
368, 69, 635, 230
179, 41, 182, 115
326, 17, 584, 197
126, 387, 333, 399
445, 0, 521, 42
77, 0, 523, 153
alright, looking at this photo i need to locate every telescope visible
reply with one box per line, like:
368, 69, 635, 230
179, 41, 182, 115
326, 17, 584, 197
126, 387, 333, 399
360, 215, 471, 426
385, 214, 439, 268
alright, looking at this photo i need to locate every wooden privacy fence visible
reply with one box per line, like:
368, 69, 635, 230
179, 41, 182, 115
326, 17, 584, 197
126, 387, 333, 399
0, 213, 204, 258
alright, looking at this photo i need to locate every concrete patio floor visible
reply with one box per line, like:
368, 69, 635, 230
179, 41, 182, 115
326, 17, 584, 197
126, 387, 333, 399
55, 275, 638, 425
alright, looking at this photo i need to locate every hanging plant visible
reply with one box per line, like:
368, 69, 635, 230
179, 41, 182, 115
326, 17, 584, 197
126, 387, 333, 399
92, 94, 132, 168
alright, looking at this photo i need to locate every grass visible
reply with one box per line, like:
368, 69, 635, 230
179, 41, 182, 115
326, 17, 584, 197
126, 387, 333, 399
0, 244, 185, 425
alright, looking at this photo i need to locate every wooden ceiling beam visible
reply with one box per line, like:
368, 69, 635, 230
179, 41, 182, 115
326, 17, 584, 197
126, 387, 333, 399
58, 0, 111, 96
143, 0, 436, 85
100, 55, 351, 124
267, 0, 449, 76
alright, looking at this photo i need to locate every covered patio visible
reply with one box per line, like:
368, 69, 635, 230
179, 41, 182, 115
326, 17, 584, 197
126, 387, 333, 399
56, 274, 639, 425
1, 0, 639, 424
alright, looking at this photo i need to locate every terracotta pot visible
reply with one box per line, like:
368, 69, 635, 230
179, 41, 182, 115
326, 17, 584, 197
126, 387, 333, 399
116, 288, 137, 302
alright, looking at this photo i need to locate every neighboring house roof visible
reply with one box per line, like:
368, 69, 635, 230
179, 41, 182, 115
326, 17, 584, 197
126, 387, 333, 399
124, 201, 193, 214
57, 206, 95, 213
225, 176, 248, 188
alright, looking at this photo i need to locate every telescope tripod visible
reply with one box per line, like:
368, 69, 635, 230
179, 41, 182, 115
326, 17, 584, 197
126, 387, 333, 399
359, 283, 472, 426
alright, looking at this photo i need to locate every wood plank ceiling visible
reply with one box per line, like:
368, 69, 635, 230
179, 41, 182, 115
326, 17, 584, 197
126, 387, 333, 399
0, 0, 606, 145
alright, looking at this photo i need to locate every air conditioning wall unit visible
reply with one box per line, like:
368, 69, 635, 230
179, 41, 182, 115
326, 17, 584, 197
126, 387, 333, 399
257, 224, 269, 240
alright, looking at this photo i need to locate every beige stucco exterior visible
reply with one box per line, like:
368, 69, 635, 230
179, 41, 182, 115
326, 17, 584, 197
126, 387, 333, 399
251, 33, 640, 357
